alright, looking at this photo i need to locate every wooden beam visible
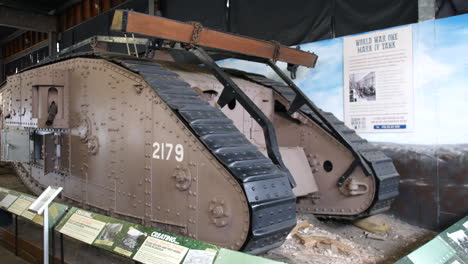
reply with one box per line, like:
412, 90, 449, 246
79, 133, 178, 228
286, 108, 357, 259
111, 10, 318, 68
0, 6, 57, 32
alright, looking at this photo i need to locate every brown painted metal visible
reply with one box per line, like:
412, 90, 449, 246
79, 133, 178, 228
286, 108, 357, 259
111, 10, 318, 68
0, 58, 250, 250
166, 63, 376, 216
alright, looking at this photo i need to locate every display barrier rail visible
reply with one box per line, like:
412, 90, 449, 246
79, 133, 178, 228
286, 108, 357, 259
0, 186, 284, 264
0, 186, 68, 264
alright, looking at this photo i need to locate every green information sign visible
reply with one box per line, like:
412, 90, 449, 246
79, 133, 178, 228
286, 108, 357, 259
56, 207, 284, 264
396, 216, 468, 264
0, 187, 68, 228
56, 207, 220, 262
2, 187, 285, 263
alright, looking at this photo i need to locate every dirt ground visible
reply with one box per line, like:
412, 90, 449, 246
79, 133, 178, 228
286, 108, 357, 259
0, 166, 436, 264
0, 166, 30, 194
263, 213, 436, 264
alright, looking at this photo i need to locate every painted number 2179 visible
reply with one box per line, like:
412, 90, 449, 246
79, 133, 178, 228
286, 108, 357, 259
152, 142, 184, 162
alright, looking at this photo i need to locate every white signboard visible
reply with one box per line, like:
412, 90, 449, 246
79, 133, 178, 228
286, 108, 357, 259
133, 235, 188, 264
343, 26, 413, 132
59, 211, 106, 244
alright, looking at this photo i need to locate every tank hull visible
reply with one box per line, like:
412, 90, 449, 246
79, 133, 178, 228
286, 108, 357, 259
0, 55, 296, 254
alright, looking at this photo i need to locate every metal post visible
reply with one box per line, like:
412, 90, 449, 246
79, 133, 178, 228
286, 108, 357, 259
0, 58, 4, 84
60, 233, 64, 264
148, 0, 155, 16
28, 186, 62, 264
44, 205, 49, 264
51, 226, 55, 264
14, 215, 18, 256
419, 0, 436, 21
48, 31, 57, 57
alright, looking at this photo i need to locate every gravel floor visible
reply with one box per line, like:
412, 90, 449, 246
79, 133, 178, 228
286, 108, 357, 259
263, 213, 436, 264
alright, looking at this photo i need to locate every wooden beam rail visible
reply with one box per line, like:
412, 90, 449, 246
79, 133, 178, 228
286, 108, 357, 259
111, 10, 318, 68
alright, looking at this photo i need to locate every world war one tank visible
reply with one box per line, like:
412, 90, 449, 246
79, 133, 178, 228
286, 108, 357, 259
0, 10, 399, 254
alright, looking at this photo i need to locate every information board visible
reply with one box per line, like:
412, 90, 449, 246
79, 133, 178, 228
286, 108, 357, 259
396, 216, 468, 264
56, 207, 221, 263
133, 235, 189, 264
0, 193, 18, 208
343, 25, 414, 133
0, 187, 68, 228
8, 195, 35, 215
2, 188, 284, 263
59, 210, 107, 244
183, 249, 217, 264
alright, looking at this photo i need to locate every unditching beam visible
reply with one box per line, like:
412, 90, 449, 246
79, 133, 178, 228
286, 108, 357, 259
111, 10, 318, 68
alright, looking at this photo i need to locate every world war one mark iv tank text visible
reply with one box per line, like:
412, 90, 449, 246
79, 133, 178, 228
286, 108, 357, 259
0, 10, 399, 254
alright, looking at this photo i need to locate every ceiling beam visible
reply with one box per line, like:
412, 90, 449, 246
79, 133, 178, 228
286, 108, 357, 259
0, 29, 26, 45
0, 0, 50, 14
49, 0, 82, 15
0, 6, 57, 32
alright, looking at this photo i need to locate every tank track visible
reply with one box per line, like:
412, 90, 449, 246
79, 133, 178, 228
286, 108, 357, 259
227, 70, 400, 219
16, 53, 297, 254
113, 59, 297, 254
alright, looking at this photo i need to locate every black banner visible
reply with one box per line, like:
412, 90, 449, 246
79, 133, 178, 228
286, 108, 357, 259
160, 0, 418, 45
160, 0, 228, 31
334, 0, 418, 37
437, 0, 468, 18
229, 0, 332, 46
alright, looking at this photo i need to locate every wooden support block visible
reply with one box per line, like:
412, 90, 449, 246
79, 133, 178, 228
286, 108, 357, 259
111, 10, 318, 68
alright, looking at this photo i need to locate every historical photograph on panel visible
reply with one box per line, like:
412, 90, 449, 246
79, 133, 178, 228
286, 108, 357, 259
349, 72, 376, 102
116, 227, 145, 252
447, 230, 468, 254
95, 223, 123, 246
344, 26, 413, 132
